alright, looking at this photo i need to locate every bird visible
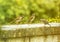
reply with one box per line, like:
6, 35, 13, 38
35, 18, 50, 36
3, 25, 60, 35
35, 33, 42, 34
40, 19, 51, 27
10, 15, 24, 24
15, 16, 24, 24
28, 14, 35, 23
40, 19, 49, 25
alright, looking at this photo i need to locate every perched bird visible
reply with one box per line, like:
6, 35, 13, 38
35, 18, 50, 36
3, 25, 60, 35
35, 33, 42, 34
15, 16, 24, 24
40, 19, 49, 25
10, 15, 24, 24
28, 14, 35, 23
40, 19, 51, 27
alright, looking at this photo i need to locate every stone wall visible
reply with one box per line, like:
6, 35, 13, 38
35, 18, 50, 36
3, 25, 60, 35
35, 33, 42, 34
1, 27, 60, 38
0, 35, 60, 42
0, 24, 60, 42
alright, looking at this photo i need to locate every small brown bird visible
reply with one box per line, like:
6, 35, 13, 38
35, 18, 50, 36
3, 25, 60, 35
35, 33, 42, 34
28, 14, 35, 23
15, 16, 24, 24
40, 19, 51, 27
40, 19, 50, 25
9, 15, 24, 24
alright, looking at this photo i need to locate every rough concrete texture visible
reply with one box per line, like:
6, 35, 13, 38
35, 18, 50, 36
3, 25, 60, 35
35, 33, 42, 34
0, 27, 60, 38
0, 23, 60, 42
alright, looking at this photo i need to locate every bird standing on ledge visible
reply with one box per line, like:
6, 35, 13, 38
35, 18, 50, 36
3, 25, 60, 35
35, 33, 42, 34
28, 14, 35, 23
10, 15, 24, 24
40, 19, 49, 24
15, 16, 24, 24
40, 19, 51, 27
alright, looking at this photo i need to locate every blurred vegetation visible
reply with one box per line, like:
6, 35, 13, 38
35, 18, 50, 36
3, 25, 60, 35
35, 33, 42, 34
0, 0, 60, 25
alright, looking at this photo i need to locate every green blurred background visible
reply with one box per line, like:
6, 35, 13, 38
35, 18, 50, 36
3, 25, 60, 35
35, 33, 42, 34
0, 0, 60, 25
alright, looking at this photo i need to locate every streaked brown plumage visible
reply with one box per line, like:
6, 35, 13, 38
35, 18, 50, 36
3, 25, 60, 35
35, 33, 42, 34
10, 16, 24, 24
15, 16, 24, 24
40, 19, 51, 27
40, 19, 49, 25
28, 14, 35, 23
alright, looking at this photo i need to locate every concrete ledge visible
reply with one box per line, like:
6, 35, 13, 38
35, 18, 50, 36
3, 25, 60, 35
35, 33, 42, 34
1, 23, 60, 30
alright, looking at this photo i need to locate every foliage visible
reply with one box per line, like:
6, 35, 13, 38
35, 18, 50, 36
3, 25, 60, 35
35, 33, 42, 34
0, 0, 60, 25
